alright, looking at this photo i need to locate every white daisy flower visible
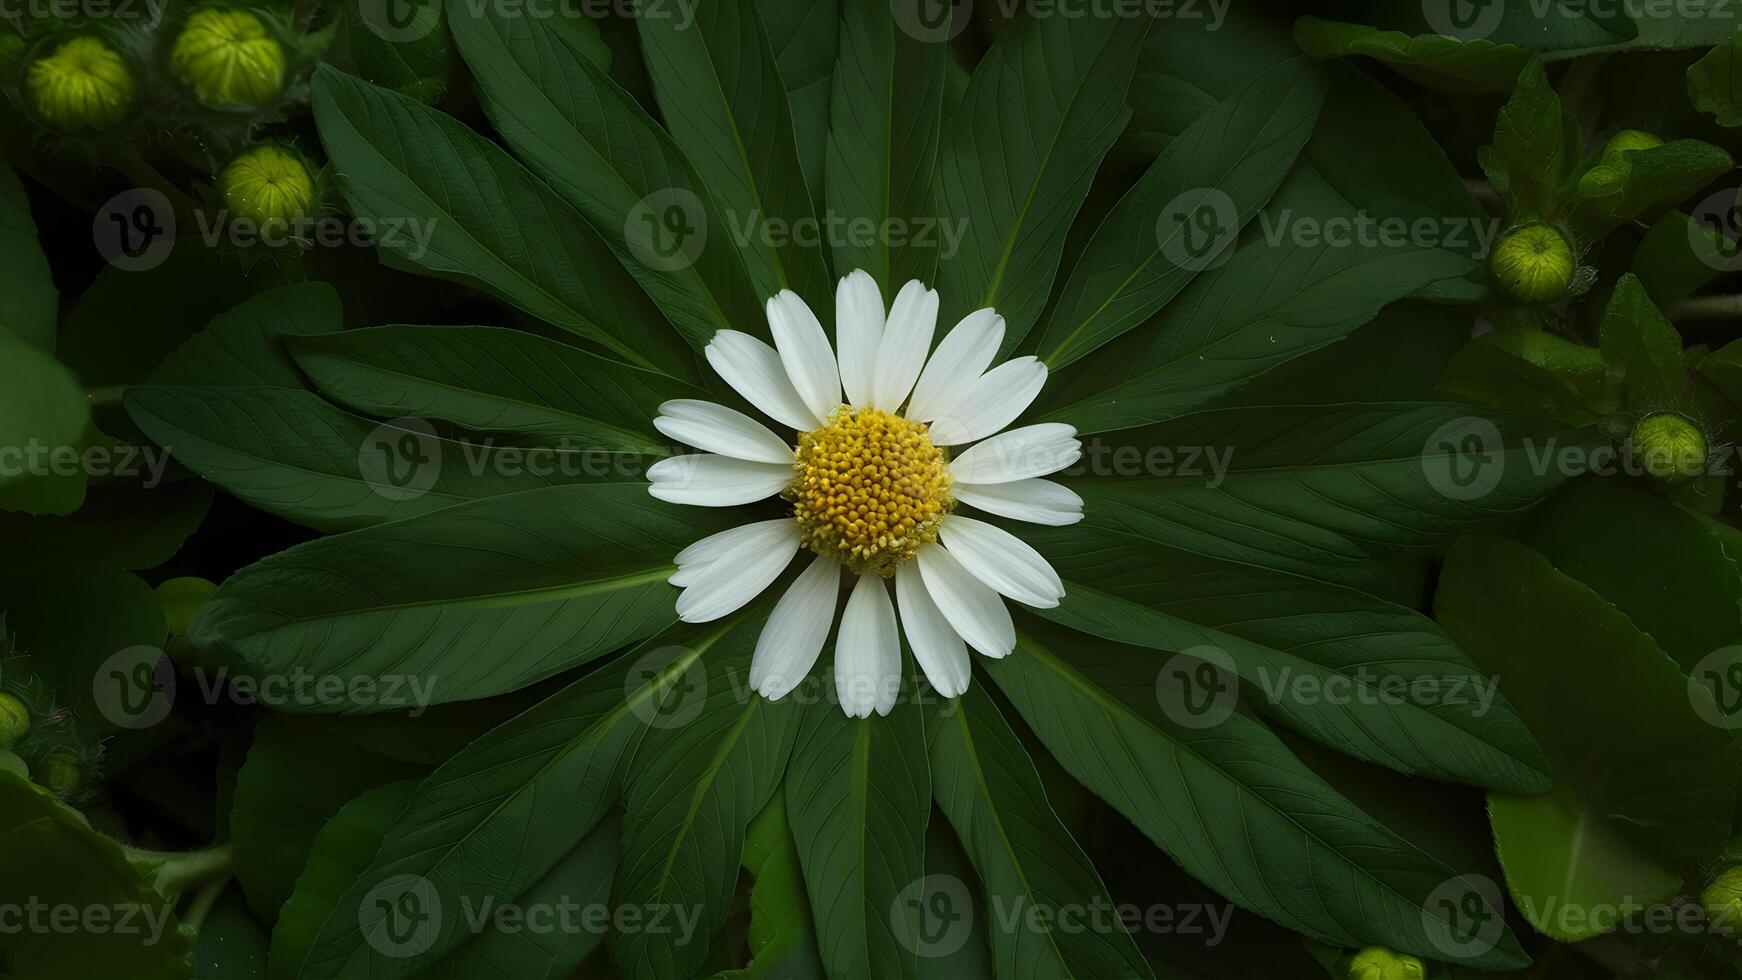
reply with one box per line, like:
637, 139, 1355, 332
648, 270, 1083, 718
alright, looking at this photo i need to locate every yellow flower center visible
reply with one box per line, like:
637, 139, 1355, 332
790, 407, 952, 576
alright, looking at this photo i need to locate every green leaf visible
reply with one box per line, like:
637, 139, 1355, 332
1299, 1, 1638, 58
194, 886, 268, 979
295, 627, 725, 978
1632, 210, 1725, 308
729, 789, 828, 978
1292, 15, 1530, 93
635, 0, 832, 311
823, 0, 946, 292
188, 483, 736, 712
0, 566, 165, 732
1689, 32, 1742, 126
611, 638, 801, 980
1570, 139, 1734, 237
1062, 403, 1597, 575
1488, 783, 1681, 943
1523, 478, 1742, 674
1435, 533, 1742, 863
984, 625, 1528, 970
1599, 274, 1686, 409
446, 0, 762, 349
125, 284, 573, 532
1026, 555, 1552, 793
0, 161, 56, 351
1036, 64, 1482, 431
310, 65, 692, 376
286, 325, 704, 453
929, 686, 1154, 980
337, 0, 451, 102
762, 0, 840, 212
785, 692, 929, 980
1034, 59, 1326, 370
0, 771, 193, 979
0, 325, 90, 515
0, 479, 212, 573
269, 780, 420, 979
933, 8, 1147, 350
1436, 327, 1614, 425
1481, 58, 1573, 219
230, 715, 423, 924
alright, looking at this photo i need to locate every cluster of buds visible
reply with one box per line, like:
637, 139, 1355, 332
0, 642, 103, 805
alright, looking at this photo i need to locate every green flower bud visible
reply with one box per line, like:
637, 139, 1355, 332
1578, 163, 1626, 199
1703, 867, 1742, 935
1346, 946, 1426, 980
170, 7, 285, 108
1489, 223, 1576, 304
0, 693, 28, 750
1631, 411, 1708, 483
1601, 129, 1664, 160
36, 749, 81, 796
155, 577, 216, 635
219, 144, 314, 228
25, 35, 136, 134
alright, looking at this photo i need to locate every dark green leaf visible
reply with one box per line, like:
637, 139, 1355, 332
1293, 15, 1529, 93
1598, 274, 1686, 410
1688, 32, 1742, 126
1481, 59, 1571, 219
0, 325, 90, 515
0, 162, 55, 351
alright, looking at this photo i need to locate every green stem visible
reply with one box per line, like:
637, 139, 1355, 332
126, 842, 235, 895
180, 876, 228, 932
1671, 294, 1742, 321
87, 384, 127, 409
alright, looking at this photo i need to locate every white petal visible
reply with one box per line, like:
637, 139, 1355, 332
916, 543, 1015, 659
835, 572, 900, 718
906, 309, 1004, 423
705, 330, 821, 431
939, 517, 1064, 608
954, 479, 1084, 526
949, 423, 1081, 485
654, 400, 794, 464
672, 519, 789, 586
675, 522, 800, 623
766, 290, 842, 424
926, 356, 1047, 446
751, 554, 842, 700
872, 280, 939, 411
835, 271, 885, 409
647, 454, 793, 506
896, 562, 970, 698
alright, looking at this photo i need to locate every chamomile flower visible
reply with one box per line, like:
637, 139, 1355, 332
648, 271, 1083, 717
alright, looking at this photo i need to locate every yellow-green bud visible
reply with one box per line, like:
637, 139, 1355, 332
36, 749, 80, 796
1490, 223, 1576, 304
170, 8, 285, 108
1346, 946, 1426, 980
25, 35, 136, 134
0, 694, 28, 750
1578, 163, 1626, 199
1601, 129, 1664, 160
219, 145, 315, 228
1631, 412, 1708, 483
1703, 867, 1742, 935
156, 576, 216, 635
